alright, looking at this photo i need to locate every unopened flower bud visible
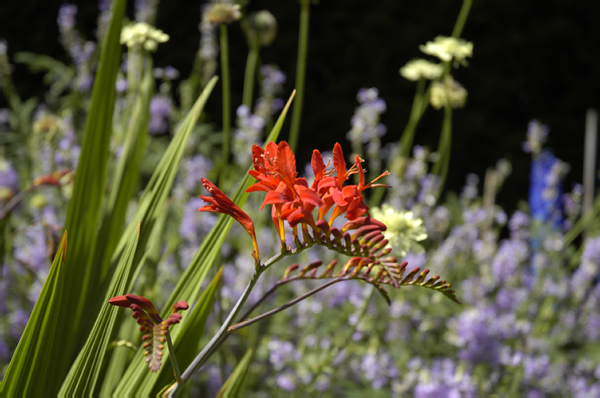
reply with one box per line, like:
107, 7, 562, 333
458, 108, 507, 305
248, 10, 277, 46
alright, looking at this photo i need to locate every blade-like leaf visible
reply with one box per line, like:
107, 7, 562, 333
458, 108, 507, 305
217, 348, 254, 398
0, 232, 67, 396
59, 222, 140, 397
96, 59, 154, 282
113, 90, 296, 395
48, 0, 126, 391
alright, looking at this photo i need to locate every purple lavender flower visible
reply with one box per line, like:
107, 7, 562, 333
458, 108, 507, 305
347, 88, 387, 174
491, 239, 529, 283
182, 154, 212, 193
454, 307, 501, 365
1, 159, 19, 195
115, 78, 128, 93
275, 373, 296, 391
522, 120, 549, 156
233, 105, 266, 165
254, 65, 286, 122
57, 4, 77, 33
148, 94, 172, 134
13, 224, 48, 273
267, 339, 299, 371
134, 0, 158, 23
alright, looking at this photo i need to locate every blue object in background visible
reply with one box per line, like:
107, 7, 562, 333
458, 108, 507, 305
529, 150, 564, 228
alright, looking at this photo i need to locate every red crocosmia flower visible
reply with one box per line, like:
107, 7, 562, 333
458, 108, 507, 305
198, 178, 260, 264
319, 148, 390, 225
246, 140, 389, 246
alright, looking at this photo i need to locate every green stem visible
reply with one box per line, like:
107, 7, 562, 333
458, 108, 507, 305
399, 78, 427, 158
242, 44, 260, 109
563, 195, 600, 248
166, 332, 183, 386
432, 103, 453, 198
228, 279, 341, 332
173, 266, 265, 394
288, 0, 311, 152
451, 0, 473, 38
220, 24, 231, 161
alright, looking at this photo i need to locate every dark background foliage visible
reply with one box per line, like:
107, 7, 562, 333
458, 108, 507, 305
1, 0, 599, 212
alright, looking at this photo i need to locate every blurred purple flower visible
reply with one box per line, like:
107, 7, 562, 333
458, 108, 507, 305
148, 94, 171, 134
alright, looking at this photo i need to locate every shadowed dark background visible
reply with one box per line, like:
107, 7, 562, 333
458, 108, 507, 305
1, 0, 599, 212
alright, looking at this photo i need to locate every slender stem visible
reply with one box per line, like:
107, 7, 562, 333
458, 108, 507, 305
1, 186, 32, 219
166, 332, 183, 386
178, 267, 264, 381
564, 195, 600, 248
451, 0, 473, 38
288, 0, 311, 152
229, 279, 340, 332
433, 103, 453, 198
399, 78, 427, 158
220, 24, 231, 161
242, 44, 260, 109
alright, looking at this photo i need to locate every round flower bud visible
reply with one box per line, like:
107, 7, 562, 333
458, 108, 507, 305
248, 10, 277, 46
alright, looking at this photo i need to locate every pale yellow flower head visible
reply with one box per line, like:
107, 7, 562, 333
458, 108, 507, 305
120, 22, 169, 52
371, 204, 428, 257
33, 114, 62, 136
420, 36, 473, 65
400, 59, 444, 81
429, 76, 468, 109
207, 3, 242, 25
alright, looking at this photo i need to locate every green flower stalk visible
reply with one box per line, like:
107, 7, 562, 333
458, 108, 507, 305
288, 0, 312, 152
206, 2, 242, 162
243, 11, 277, 108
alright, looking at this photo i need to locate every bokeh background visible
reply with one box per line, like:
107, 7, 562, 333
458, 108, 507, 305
1, 0, 599, 207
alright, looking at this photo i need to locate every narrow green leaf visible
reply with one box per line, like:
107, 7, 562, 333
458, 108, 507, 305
97, 59, 154, 282
98, 318, 138, 398
217, 348, 254, 398
0, 232, 67, 396
48, 0, 127, 391
113, 90, 295, 395
58, 222, 140, 397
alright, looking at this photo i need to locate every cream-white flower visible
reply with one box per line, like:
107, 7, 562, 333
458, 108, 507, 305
420, 36, 473, 64
120, 22, 169, 52
429, 76, 467, 109
207, 3, 242, 25
371, 204, 428, 257
400, 59, 444, 81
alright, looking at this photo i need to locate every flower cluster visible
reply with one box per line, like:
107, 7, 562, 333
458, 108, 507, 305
244, 141, 389, 245
120, 22, 169, 52
206, 2, 242, 25
430, 76, 468, 109
420, 36, 473, 65
400, 59, 444, 81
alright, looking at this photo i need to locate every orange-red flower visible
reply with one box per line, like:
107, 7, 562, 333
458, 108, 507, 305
198, 178, 260, 264
246, 141, 390, 242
